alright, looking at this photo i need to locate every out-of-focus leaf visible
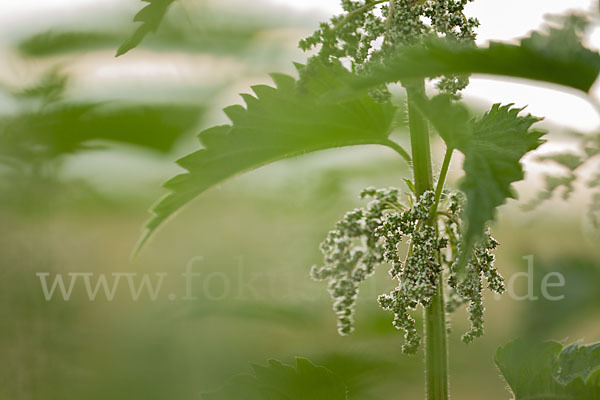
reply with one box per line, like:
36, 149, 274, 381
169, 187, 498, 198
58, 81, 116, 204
149, 15, 265, 54
116, 0, 175, 57
495, 338, 600, 399
418, 95, 546, 276
316, 352, 402, 397
523, 131, 600, 218
11, 69, 68, 104
343, 18, 600, 95
523, 173, 578, 211
523, 153, 584, 209
138, 61, 403, 252
558, 342, 600, 387
18, 31, 119, 57
202, 358, 348, 400
536, 153, 585, 171
0, 102, 203, 160
19, 21, 264, 57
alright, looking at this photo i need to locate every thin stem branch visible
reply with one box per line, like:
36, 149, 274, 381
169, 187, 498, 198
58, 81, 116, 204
382, 139, 412, 165
333, 0, 388, 31
437, 210, 460, 226
430, 147, 453, 220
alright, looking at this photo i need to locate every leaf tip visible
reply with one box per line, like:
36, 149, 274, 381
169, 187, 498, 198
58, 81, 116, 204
131, 227, 153, 259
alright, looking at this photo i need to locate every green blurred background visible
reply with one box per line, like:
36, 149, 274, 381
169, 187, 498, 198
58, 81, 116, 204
1, 0, 599, 399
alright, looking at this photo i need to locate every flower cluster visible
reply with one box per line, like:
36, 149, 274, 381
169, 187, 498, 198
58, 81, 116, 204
312, 187, 505, 353
375, 190, 462, 353
299, 0, 479, 96
310, 187, 400, 335
442, 194, 505, 343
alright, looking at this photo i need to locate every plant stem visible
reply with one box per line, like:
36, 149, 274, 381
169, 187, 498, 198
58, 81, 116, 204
431, 147, 453, 219
424, 272, 449, 400
406, 84, 432, 195
405, 81, 449, 400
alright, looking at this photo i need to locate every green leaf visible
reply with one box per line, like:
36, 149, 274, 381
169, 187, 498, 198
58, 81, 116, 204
11, 68, 68, 104
116, 0, 175, 57
19, 31, 119, 57
418, 95, 545, 275
558, 342, 600, 387
459, 104, 545, 263
137, 62, 402, 251
20, 21, 265, 57
202, 358, 348, 400
495, 338, 600, 399
17, 4, 297, 58
413, 93, 471, 150
536, 153, 585, 171
0, 102, 202, 160
347, 19, 600, 94
495, 339, 565, 399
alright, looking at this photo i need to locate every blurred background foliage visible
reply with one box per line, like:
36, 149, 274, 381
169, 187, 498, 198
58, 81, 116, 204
0, 0, 599, 399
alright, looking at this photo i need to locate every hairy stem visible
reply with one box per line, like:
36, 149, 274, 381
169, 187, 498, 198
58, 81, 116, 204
424, 272, 449, 400
431, 147, 453, 219
405, 81, 449, 400
406, 84, 432, 195
333, 0, 388, 31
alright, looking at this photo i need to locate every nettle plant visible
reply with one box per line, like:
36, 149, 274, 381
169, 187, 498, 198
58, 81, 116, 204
124, 0, 600, 398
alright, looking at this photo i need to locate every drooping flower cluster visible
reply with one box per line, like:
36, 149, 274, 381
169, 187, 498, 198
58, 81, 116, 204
311, 187, 505, 353
442, 193, 505, 343
445, 232, 504, 342
375, 190, 449, 353
310, 187, 400, 335
299, 0, 479, 97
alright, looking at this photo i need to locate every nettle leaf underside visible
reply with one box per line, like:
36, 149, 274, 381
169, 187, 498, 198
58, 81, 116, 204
495, 338, 600, 399
418, 95, 546, 274
116, 0, 175, 57
349, 24, 600, 94
203, 358, 348, 400
138, 63, 398, 250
